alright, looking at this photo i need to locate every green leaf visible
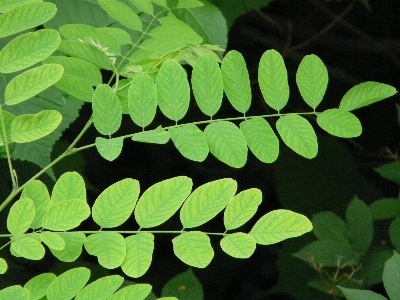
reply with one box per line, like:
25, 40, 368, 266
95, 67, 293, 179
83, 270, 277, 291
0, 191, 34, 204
97, 0, 142, 31
169, 125, 209, 162
383, 252, 400, 300
0, 286, 29, 300
92, 178, 140, 228
221, 50, 251, 113
107, 284, 152, 300
177, 0, 204, 8
5, 64, 64, 105
220, 232, 256, 259
293, 239, 359, 267
172, 231, 214, 268
389, 218, 400, 252
161, 269, 204, 299
7, 197, 35, 235
156, 60, 190, 122
240, 117, 279, 163
317, 108, 362, 138
204, 121, 248, 168
92, 84, 122, 135
42, 199, 91, 231
46, 267, 91, 300
374, 161, 400, 185
296, 54, 328, 110
191, 54, 223, 117
339, 81, 397, 111
0, 110, 15, 146
11, 236, 45, 260
49, 232, 86, 262
75, 275, 124, 300
11, 110, 62, 143
131, 126, 170, 144
346, 197, 373, 255
0, 258, 7, 274
84, 232, 126, 269
358, 250, 393, 285
51, 171, 86, 204
258, 49, 289, 111
369, 198, 400, 220
180, 178, 237, 228
276, 114, 318, 159
312, 211, 347, 242
95, 137, 124, 161
135, 176, 193, 228
0, 2, 57, 38
21, 180, 50, 229
121, 233, 154, 278
128, 72, 157, 128
49, 73, 94, 102
151, 0, 167, 7
129, 0, 153, 15
224, 188, 262, 231
0, 29, 60, 73
338, 286, 388, 300
249, 209, 313, 245
0, 0, 43, 13
40, 231, 65, 250
24, 273, 57, 300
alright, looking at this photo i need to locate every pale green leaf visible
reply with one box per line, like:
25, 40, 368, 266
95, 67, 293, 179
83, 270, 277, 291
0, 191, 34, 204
156, 60, 190, 122
95, 137, 124, 161
312, 211, 347, 242
0, 110, 15, 147
11, 110, 62, 143
169, 125, 209, 162
296, 54, 328, 110
0, 29, 60, 73
249, 209, 313, 245
172, 231, 214, 268
224, 188, 262, 231
5, 64, 64, 105
108, 284, 152, 300
75, 275, 124, 300
51, 171, 86, 204
0, 0, 42, 13
121, 233, 154, 278
24, 273, 57, 300
389, 218, 400, 252
57, 40, 112, 70
338, 286, 388, 300
0, 2, 56, 38
21, 180, 50, 229
339, 82, 397, 111
129, 0, 153, 15
276, 114, 318, 159
369, 198, 400, 220
383, 252, 400, 300
0, 258, 7, 274
40, 231, 65, 250
258, 49, 289, 111
98, 27, 131, 46
0, 286, 29, 300
317, 108, 362, 138
180, 178, 237, 228
11, 237, 45, 260
161, 269, 203, 299
204, 121, 248, 168
84, 232, 126, 269
98, 0, 142, 31
177, 0, 204, 8
7, 197, 35, 235
46, 267, 90, 300
128, 72, 157, 128
151, 0, 167, 7
191, 54, 223, 117
221, 50, 251, 113
135, 176, 192, 228
42, 199, 91, 231
131, 126, 170, 144
240, 117, 279, 163
92, 84, 122, 135
220, 232, 256, 258
92, 178, 140, 228
51, 74, 94, 102
49, 232, 86, 262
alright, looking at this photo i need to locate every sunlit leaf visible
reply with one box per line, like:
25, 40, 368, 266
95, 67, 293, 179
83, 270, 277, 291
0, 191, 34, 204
98, 0, 142, 31
11, 236, 45, 260
49, 232, 86, 262
40, 231, 65, 250
24, 273, 57, 300
46, 267, 90, 300
7, 197, 35, 235
0, 286, 29, 300
21, 180, 50, 229
131, 126, 170, 144
220, 232, 256, 258
0, 110, 15, 147
317, 108, 362, 138
51, 171, 86, 204
95, 137, 124, 161
129, 0, 153, 15
0, 258, 7, 274
75, 275, 124, 300
0, 0, 42, 13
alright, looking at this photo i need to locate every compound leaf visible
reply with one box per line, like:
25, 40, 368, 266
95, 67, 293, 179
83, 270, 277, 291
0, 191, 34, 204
11, 237, 45, 260
220, 232, 256, 259
49, 232, 86, 262
51, 171, 86, 204
24, 273, 57, 300
46, 267, 90, 300
92, 178, 140, 228
317, 108, 362, 138
75, 275, 124, 300
172, 231, 214, 268
97, 0, 142, 31
249, 209, 313, 245
135, 176, 192, 228
95, 137, 124, 161
7, 197, 35, 235
121, 233, 154, 278
180, 178, 237, 228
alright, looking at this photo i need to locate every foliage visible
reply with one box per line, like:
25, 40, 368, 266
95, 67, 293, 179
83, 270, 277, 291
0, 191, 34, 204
0, 0, 397, 299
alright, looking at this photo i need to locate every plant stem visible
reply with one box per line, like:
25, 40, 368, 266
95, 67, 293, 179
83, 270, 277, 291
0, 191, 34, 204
0, 105, 17, 190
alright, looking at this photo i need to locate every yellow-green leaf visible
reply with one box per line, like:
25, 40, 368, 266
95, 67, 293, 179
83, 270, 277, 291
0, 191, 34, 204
11, 237, 45, 260
7, 197, 35, 235
97, 0, 142, 31
220, 232, 256, 258
46, 267, 90, 300
24, 273, 57, 300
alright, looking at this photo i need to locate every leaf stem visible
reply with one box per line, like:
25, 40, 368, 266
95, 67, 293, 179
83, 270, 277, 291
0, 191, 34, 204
0, 105, 17, 190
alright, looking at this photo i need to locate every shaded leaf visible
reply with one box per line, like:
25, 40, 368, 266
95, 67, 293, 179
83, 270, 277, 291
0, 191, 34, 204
0, 110, 15, 147
338, 286, 388, 300
383, 252, 400, 300
369, 198, 400, 220
161, 269, 204, 299
129, 0, 153, 15
374, 161, 400, 185
98, 0, 142, 31
312, 211, 347, 242
389, 218, 400, 252
107, 284, 152, 300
